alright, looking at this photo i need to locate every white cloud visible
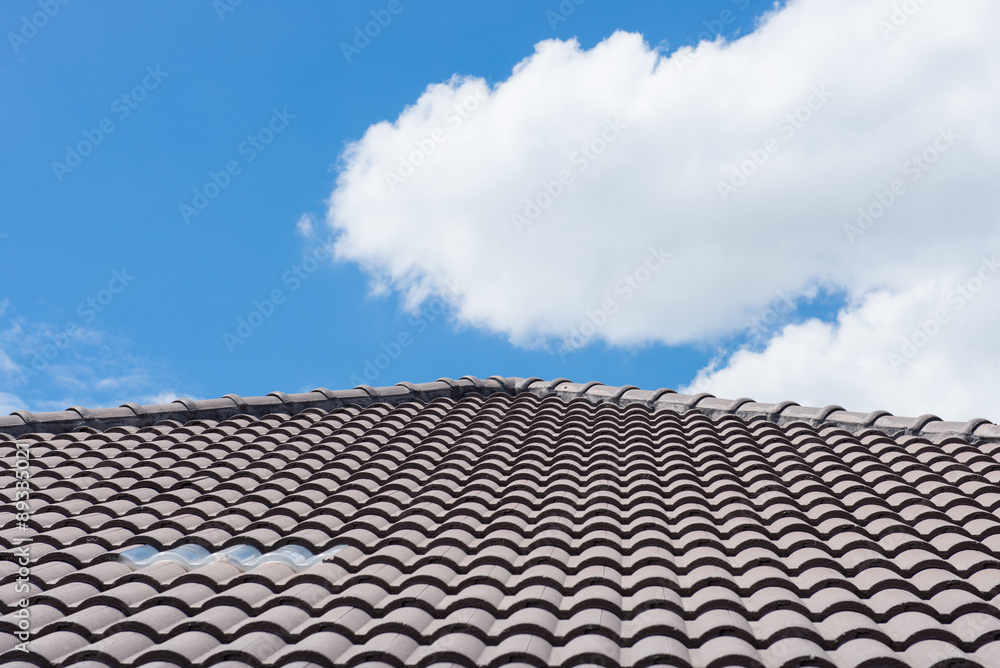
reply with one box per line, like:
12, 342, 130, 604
685, 259, 1000, 420
0, 391, 24, 415
295, 213, 316, 239
327, 0, 1000, 416
138, 390, 205, 405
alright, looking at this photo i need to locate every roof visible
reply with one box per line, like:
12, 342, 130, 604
1, 376, 998, 442
2, 377, 1000, 667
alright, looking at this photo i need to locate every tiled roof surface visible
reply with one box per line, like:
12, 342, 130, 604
2, 377, 1000, 667
1, 377, 998, 442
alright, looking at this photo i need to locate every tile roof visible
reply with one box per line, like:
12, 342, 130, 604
0, 377, 998, 443
2, 377, 1000, 667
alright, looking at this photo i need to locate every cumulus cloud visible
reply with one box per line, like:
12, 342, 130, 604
685, 258, 1000, 420
327, 0, 999, 415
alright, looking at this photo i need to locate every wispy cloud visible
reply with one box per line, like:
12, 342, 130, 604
0, 391, 25, 415
295, 213, 316, 239
0, 314, 195, 413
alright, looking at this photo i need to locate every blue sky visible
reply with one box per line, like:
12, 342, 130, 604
2, 0, 997, 419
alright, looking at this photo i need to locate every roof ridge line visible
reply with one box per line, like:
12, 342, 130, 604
512, 379, 999, 444
1, 376, 997, 443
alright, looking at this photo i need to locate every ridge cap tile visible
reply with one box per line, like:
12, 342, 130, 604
8, 373, 973, 442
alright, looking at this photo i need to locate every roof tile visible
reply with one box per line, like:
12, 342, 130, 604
3, 378, 998, 667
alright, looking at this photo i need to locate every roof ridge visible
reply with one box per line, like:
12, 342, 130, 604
1, 376, 997, 443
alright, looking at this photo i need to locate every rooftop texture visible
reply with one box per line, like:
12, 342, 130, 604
1, 377, 998, 442
2, 379, 1000, 667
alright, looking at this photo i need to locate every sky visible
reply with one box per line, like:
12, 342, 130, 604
2, 0, 998, 422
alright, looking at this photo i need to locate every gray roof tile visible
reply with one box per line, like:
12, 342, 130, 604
3, 378, 1000, 666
